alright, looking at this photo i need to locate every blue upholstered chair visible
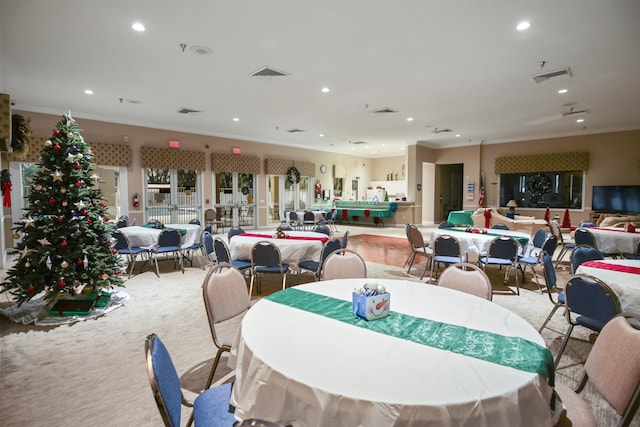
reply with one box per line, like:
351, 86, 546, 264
429, 234, 465, 283
538, 253, 565, 333
517, 234, 558, 291
113, 230, 148, 278
144, 333, 236, 427
249, 241, 290, 296
212, 237, 251, 272
150, 229, 184, 276
478, 236, 520, 295
570, 245, 604, 274
299, 238, 342, 280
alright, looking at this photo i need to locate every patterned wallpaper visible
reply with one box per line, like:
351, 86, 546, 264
141, 146, 204, 171
265, 158, 315, 177
4, 136, 131, 167
211, 153, 261, 173
495, 152, 589, 174
0, 93, 9, 140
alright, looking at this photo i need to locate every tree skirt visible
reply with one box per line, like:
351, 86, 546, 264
0, 291, 129, 325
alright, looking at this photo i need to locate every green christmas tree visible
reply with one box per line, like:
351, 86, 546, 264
2, 113, 125, 305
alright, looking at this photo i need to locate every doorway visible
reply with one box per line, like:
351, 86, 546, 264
436, 164, 463, 223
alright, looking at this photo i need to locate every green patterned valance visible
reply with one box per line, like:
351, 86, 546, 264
495, 152, 589, 174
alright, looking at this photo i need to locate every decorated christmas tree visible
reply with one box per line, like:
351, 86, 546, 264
2, 113, 125, 305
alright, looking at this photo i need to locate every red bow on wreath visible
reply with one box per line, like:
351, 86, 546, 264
1, 169, 11, 208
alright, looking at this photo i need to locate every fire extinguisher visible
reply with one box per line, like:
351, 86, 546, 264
132, 193, 140, 208
315, 181, 322, 199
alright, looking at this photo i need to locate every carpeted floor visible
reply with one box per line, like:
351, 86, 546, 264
0, 226, 637, 426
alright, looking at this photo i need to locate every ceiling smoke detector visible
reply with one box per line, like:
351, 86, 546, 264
250, 66, 290, 77
532, 67, 572, 84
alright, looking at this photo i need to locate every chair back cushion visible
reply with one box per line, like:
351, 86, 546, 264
228, 227, 245, 241
542, 253, 557, 290
574, 228, 597, 247
565, 275, 621, 330
438, 263, 492, 300
532, 228, 547, 248
145, 334, 182, 427
541, 235, 558, 258
203, 265, 251, 323
585, 314, 640, 415
213, 238, 231, 263
251, 241, 282, 268
203, 232, 215, 256
489, 236, 518, 261
434, 235, 461, 257
571, 246, 603, 273
158, 229, 181, 247
407, 225, 426, 249
321, 249, 367, 280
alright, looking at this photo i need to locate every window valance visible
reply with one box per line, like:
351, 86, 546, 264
141, 146, 204, 171
265, 158, 315, 177
211, 153, 261, 174
4, 137, 132, 167
495, 152, 589, 174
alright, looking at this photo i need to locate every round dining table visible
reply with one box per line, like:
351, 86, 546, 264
430, 227, 534, 257
575, 259, 640, 314
230, 279, 556, 427
579, 226, 640, 254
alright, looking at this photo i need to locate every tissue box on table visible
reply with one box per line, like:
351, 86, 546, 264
352, 292, 390, 321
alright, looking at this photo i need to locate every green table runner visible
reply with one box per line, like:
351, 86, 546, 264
445, 228, 530, 247
142, 224, 186, 236
266, 288, 553, 383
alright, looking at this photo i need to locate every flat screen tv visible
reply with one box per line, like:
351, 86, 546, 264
592, 185, 640, 213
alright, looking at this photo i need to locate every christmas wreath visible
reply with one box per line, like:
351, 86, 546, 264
287, 166, 301, 184
11, 114, 32, 151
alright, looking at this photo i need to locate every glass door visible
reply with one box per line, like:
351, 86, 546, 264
268, 174, 311, 223
145, 168, 201, 224
214, 172, 255, 228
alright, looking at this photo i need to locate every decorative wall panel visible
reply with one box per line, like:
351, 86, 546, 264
211, 153, 261, 173
4, 137, 131, 167
495, 152, 589, 174
141, 147, 204, 170
333, 163, 347, 178
0, 93, 9, 140
265, 158, 315, 177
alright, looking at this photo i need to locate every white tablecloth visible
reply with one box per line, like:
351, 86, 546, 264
430, 227, 534, 257
229, 231, 327, 267
575, 259, 640, 314
585, 227, 640, 254
230, 279, 555, 426
118, 224, 202, 249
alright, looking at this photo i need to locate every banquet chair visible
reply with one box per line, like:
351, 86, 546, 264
228, 227, 245, 241
437, 262, 493, 300
116, 215, 129, 228
531, 227, 548, 252
405, 224, 431, 279
313, 224, 331, 237
578, 221, 597, 228
325, 209, 338, 232
288, 211, 301, 229
321, 249, 367, 280
554, 274, 621, 368
150, 229, 184, 276
113, 230, 148, 277
341, 230, 350, 249
517, 234, 557, 291
144, 333, 236, 427
188, 218, 201, 225
429, 234, 465, 283
574, 227, 597, 248
302, 211, 316, 230
550, 219, 576, 267
438, 221, 455, 229
202, 264, 251, 389
202, 232, 216, 265
555, 312, 640, 427
538, 253, 566, 333
213, 237, 251, 273
299, 238, 342, 280
276, 224, 294, 232
249, 241, 290, 296
478, 236, 520, 295
570, 245, 604, 274
146, 218, 163, 228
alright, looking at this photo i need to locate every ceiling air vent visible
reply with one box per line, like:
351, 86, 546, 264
369, 107, 398, 114
531, 67, 572, 84
177, 107, 202, 114
432, 128, 453, 134
349, 140, 367, 145
286, 128, 305, 133
250, 66, 290, 77
561, 108, 589, 117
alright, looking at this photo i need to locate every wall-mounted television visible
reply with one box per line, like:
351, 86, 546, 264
592, 185, 640, 213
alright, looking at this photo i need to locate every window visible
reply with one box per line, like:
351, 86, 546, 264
500, 171, 583, 209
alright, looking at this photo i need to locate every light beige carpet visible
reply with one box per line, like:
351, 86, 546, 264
0, 250, 637, 426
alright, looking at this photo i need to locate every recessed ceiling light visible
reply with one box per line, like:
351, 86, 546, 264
319, 134, 324, 137
233, 117, 239, 122
84, 89, 93, 95
455, 134, 461, 137
558, 89, 568, 94
576, 118, 584, 123
132, 22, 146, 32
406, 117, 414, 122
321, 87, 330, 93
516, 21, 531, 31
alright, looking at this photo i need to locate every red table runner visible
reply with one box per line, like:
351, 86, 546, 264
593, 227, 640, 234
581, 261, 640, 274
239, 233, 328, 243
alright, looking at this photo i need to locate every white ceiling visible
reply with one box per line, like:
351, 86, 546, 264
1, 0, 639, 157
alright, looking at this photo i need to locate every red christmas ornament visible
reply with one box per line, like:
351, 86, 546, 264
75, 181, 83, 187
29, 285, 35, 291
87, 219, 92, 224
58, 280, 66, 287
112, 249, 118, 254
56, 216, 63, 223
61, 241, 69, 247
82, 210, 88, 215
75, 163, 82, 170
104, 217, 109, 222
53, 145, 61, 151
49, 197, 56, 204
115, 270, 121, 275
77, 259, 84, 265
53, 129, 60, 136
